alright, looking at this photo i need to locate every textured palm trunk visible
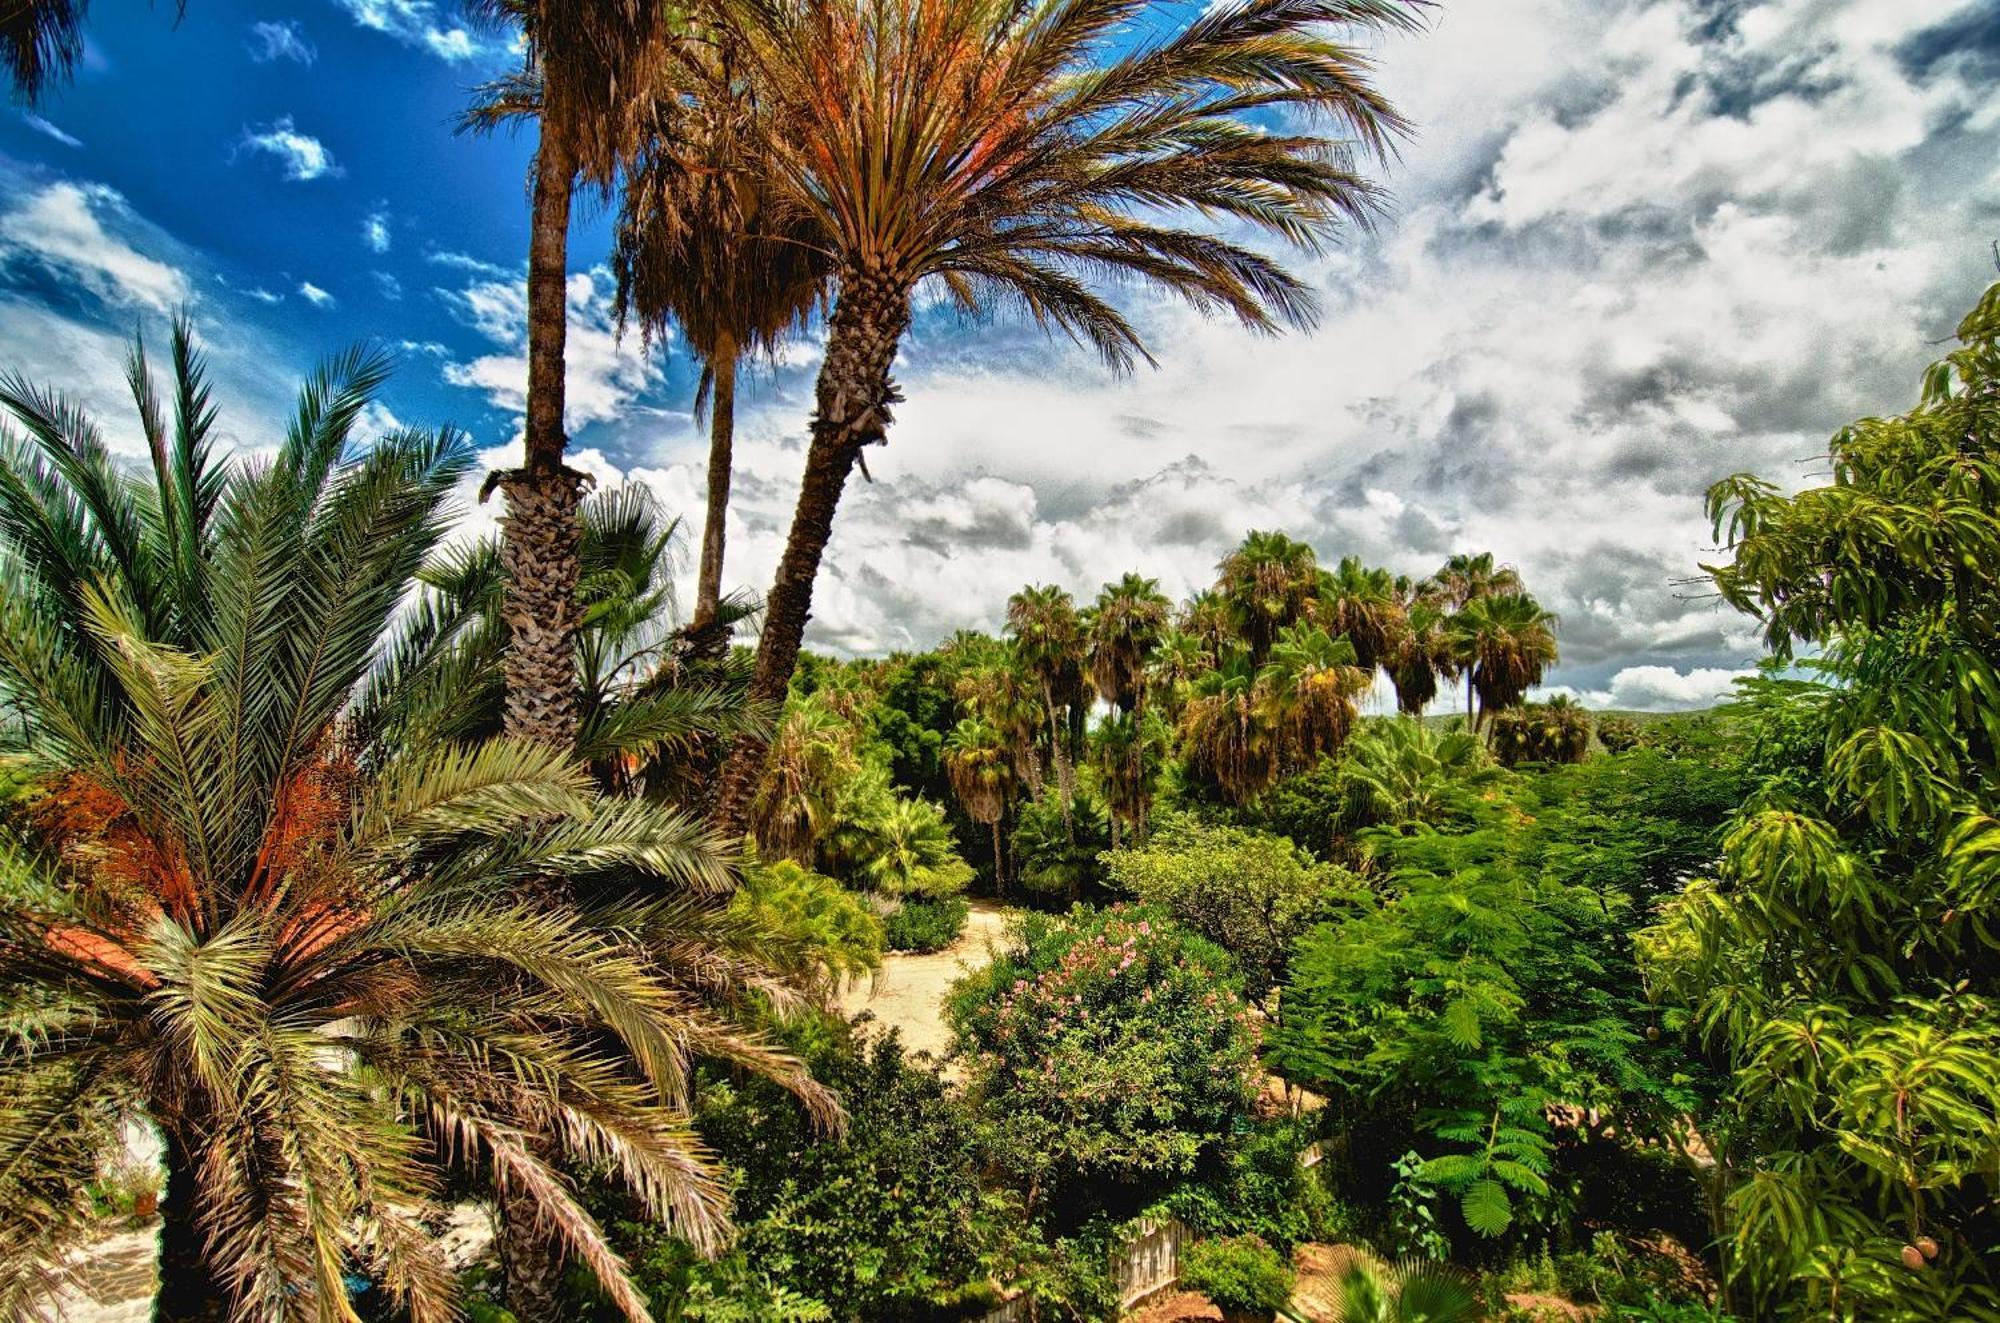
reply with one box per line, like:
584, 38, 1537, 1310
157, 1127, 227, 1323
1042, 681, 1075, 842
497, 122, 582, 1322
693, 348, 738, 630
710, 269, 911, 839
990, 819, 1006, 895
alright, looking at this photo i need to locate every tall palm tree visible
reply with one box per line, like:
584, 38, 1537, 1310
1093, 709, 1155, 849
1089, 574, 1170, 843
1256, 622, 1371, 771
1147, 626, 1213, 727
0, 329, 828, 1322
1447, 591, 1559, 729
1320, 555, 1404, 672
613, 46, 831, 634
704, 0, 1427, 836
1179, 589, 1235, 657
1178, 652, 1277, 807
1431, 552, 1523, 720
1384, 576, 1454, 716
464, 0, 681, 749
945, 717, 1014, 891
1218, 530, 1325, 665
1007, 583, 1087, 836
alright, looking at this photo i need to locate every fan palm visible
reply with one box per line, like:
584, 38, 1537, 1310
750, 696, 861, 862
704, 0, 1426, 834
1218, 530, 1325, 664
1006, 583, 1088, 836
944, 717, 1014, 891
1341, 716, 1495, 826
613, 41, 831, 633
1431, 551, 1522, 611
1320, 555, 1404, 672
0, 329, 828, 1322
463, 0, 683, 748
1147, 627, 1213, 727
1488, 693, 1591, 767
1447, 591, 1559, 729
954, 646, 1048, 800
1179, 652, 1278, 806
1093, 709, 1157, 849
1089, 574, 1170, 843
1257, 622, 1371, 771
1327, 1254, 1479, 1323
1384, 577, 1454, 717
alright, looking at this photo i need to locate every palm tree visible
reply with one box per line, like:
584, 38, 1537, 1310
1256, 622, 1371, 771
0, 329, 828, 1321
1447, 591, 1559, 729
953, 644, 1048, 801
1089, 574, 1170, 843
1218, 530, 1324, 664
703, 0, 1426, 835
945, 717, 1014, 891
613, 47, 830, 634
1179, 652, 1278, 806
1431, 552, 1523, 720
464, 0, 681, 748
1341, 717, 1496, 826
1327, 1254, 1479, 1323
0, 0, 86, 100
1007, 583, 1088, 837
1488, 693, 1592, 767
1179, 590, 1236, 657
1093, 709, 1156, 849
751, 696, 861, 862
1320, 555, 1404, 673
1384, 577, 1454, 717
1147, 627, 1213, 727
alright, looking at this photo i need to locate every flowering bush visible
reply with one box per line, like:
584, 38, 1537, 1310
945, 905, 1258, 1214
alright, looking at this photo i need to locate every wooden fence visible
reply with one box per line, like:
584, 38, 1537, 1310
976, 1217, 1190, 1322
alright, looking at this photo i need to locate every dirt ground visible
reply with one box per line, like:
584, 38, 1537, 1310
1125, 1242, 1375, 1323
837, 899, 1017, 1058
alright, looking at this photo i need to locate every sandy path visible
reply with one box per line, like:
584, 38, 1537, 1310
837, 899, 1018, 1059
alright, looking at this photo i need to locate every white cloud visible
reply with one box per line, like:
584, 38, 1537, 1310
439, 270, 664, 434
362, 207, 390, 253
298, 281, 335, 308
238, 116, 340, 181
331, 0, 494, 61
374, 271, 403, 300
19, 111, 82, 148
0, 182, 189, 311
1544, 665, 1752, 712
246, 19, 316, 65
243, 286, 284, 305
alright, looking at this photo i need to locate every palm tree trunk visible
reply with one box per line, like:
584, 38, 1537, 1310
693, 347, 737, 630
1043, 681, 1075, 842
991, 819, 1005, 896
499, 1185, 567, 1320
157, 1127, 228, 1323
495, 125, 586, 751
710, 268, 911, 839
1465, 671, 1474, 726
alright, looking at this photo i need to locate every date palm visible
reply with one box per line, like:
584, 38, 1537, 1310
0, 0, 86, 100
464, 0, 682, 748
613, 48, 831, 634
1447, 591, 1559, 730
0, 329, 827, 1322
704, 0, 1427, 835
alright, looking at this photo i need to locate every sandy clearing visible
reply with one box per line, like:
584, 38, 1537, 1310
836, 899, 1018, 1059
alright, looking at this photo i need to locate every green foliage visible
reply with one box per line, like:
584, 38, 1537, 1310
1487, 697, 1592, 767
1011, 787, 1110, 899
881, 894, 970, 953
1328, 1255, 1480, 1323
729, 857, 884, 990
1103, 813, 1350, 1000
947, 905, 1257, 1217
608, 1028, 1009, 1322
1595, 716, 1643, 754
1178, 1235, 1295, 1320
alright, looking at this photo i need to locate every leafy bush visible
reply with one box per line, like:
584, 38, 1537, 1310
1488, 697, 1592, 767
729, 858, 883, 991
946, 905, 1257, 1218
1595, 715, 1643, 753
1011, 788, 1111, 899
1102, 814, 1349, 1000
882, 895, 970, 953
1177, 1235, 1294, 1322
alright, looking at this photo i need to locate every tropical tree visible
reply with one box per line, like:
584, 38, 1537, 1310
1325, 1254, 1479, 1323
613, 48, 830, 634
1384, 578, 1454, 717
464, 0, 680, 748
1089, 573, 1172, 713
944, 717, 1014, 890
1431, 551, 1522, 611
1180, 653, 1277, 806
1447, 592, 1558, 729
1340, 717, 1496, 828
1148, 626, 1214, 727
704, 0, 1427, 835
1006, 584, 1088, 836
751, 695, 862, 862
0, 331, 828, 1321
1488, 694, 1592, 766
1320, 555, 1404, 673
1257, 623, 1372, 773
1218, 530, 1324, 665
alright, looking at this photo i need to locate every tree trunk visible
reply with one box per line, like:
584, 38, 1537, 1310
991, 819, 1005, 896
157, 1126, 228, 1323
709, 268, 911, 839
499, 1184, 567, 1322
693, 348, 738, 630
1043, 682, 1075, 843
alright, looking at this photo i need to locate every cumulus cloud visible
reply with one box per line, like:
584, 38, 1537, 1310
439, 269, 664, 434
238, 116, 341, 181
1546, 665, 1753, 712
331, 0, 494, 61
245, 19, 316, 64
298, 281, 335, 307
0, 182, 189, 310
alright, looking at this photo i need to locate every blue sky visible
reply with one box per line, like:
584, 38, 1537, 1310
2, 0, 1998, 707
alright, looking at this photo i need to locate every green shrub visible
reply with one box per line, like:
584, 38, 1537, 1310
1594, 715, 1642, 753
1177, 1235, 1294, 1322
882, 895, 969, 953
